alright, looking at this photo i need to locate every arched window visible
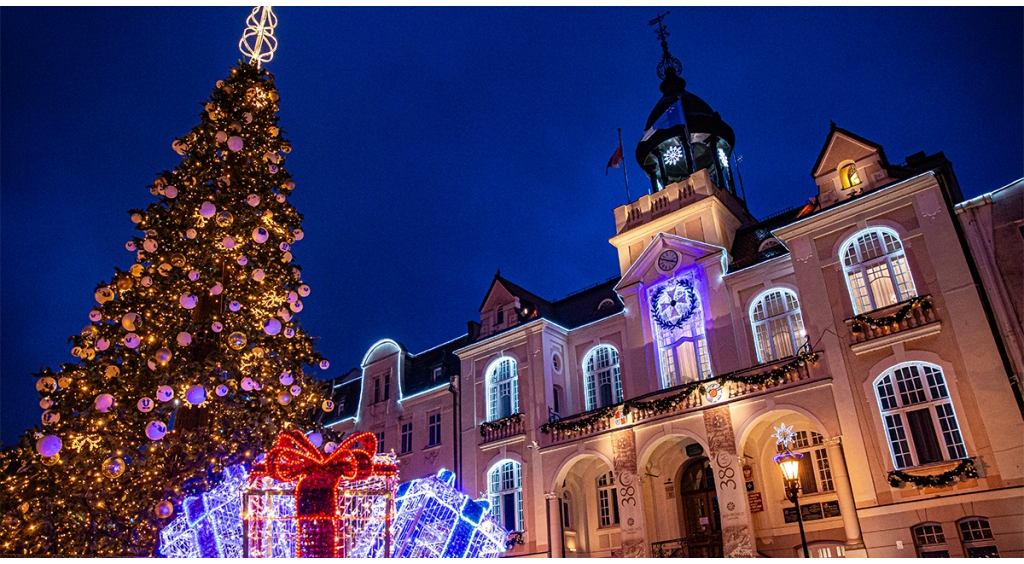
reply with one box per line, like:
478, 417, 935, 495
583, 345, 624, 411
958, 517, 999, 557
750, 289, 805, 363
486, 357, 519, 422
488, 460, 523, 532
912, 523, 950, 558
649, 274, 713, 388
841, 227, 917, 314
775, 430, 834, 494
875, 363, 967, 470
840, 163, 861, 189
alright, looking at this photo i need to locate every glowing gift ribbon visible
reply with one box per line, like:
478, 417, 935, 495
262, 430, 396, 557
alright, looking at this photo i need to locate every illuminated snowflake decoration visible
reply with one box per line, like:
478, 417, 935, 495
772, 423, 796, 450
663, 145, 684, 165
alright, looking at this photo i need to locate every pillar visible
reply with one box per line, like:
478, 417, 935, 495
825, 437, 867, 557
703, 406, 755, 557
545, 492, 563, 558
610, 428, 649, 557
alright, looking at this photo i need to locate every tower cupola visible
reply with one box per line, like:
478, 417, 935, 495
636, 14, 739, 199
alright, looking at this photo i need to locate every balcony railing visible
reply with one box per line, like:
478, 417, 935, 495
651, 534, 723, 558
542, 351, 821, 445
479, 413, 524, 444
845, 295, 936, 344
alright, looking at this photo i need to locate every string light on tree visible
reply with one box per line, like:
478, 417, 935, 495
0, 8, 331, 556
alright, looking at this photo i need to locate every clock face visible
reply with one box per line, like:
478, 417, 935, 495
657, 250, 680, 272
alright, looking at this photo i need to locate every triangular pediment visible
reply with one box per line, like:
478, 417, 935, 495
478, 278, 521, 313
811, 125, 886, 179
616, 233, 726, 290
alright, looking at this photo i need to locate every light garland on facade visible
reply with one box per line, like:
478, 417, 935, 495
850, 295, 932, 332
541, 351, 819, 435
886, 458, 978, 489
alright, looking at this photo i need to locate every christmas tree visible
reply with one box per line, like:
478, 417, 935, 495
0, 45, 334, 555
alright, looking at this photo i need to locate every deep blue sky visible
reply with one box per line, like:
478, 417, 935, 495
2, 7, 1022, 446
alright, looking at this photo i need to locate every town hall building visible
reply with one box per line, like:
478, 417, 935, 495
323, 37, 1024, 559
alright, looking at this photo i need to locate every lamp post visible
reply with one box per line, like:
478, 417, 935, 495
775, 449, 811, 558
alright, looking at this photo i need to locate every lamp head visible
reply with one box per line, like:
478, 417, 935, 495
774, 450, 804, 482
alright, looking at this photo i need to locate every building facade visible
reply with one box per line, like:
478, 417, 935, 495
326, 58, 1024, 558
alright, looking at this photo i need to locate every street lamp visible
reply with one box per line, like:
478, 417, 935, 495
775, 449, 811, 558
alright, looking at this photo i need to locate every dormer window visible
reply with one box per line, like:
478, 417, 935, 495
841, 163, 861, 189
496, 309, 505, 324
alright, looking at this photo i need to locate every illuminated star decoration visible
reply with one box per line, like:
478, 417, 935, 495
773, 423, 796, 450
239, 6, 278, 68
663, 145, 684, 165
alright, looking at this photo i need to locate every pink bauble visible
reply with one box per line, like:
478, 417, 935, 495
215, 131, 227, 143
246, 194, 260, 207
279, 372, 294, 386
216, 384, 229, 397
125, 241, 136, 252
177, 332, 192, 346
290, 385, 302, 396
237, 256, 248, 266
290, 300, 303, 313
324, 442, 337, 454
222, 236, 235, 249
164, 186, 178, 198
227, 136, 244, 152
319, 359, 330, 370
263, 318, 281, 335
180, 293, 198, 309
188, 270, 200, 281
298, 284, 310, 297
211, 321, 223, 332
96, 338, 110, 351
124, 333, 141, 349
200, 201, 217, 218
211, 283, 223, 295
252, 227, 269, 244
293, 229, 304, 241
143, 239, 158, 253
306, 432, 322, 448
146, 421, 167, 440
156, 386, 174, 402
185, 385, 206, 406
241, 377, 255, 392
36, 435, 62, 457
252, 269, 265, 281
89, 309, 102, 322
95, 394, 115, 412
137, 397, 154, 413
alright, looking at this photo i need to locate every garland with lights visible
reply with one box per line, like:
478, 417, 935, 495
850, 295, 932, 333
479, 413, 523, 436
650, 278, 699, 331
886, 458, 978, 488
541, 351, 818, 435
0, 60, 336, 557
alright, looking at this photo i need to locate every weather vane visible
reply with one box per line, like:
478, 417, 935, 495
239, 6, 278, 68
648, 11, 683, 80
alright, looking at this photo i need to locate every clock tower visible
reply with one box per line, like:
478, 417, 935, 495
609, 15, 756, 277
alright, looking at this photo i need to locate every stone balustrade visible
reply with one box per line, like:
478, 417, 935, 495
845, 295, 937, 344
479, 413, 524, 444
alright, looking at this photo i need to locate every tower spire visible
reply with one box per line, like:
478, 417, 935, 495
648, 11, 682, 80
239, 6, 278, 68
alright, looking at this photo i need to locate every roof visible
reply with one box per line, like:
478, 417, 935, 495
478, 274, 623, 342
400, 334, 469, 398
810, 122, 891, 178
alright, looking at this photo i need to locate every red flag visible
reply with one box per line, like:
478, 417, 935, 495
606, 143, 624, 175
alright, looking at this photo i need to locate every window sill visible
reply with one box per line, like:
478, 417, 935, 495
892, 459, 966, 475
596, 524, 621, 531
423, 443, 442, 452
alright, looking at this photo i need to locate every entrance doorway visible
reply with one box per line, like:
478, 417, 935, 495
677, 457, 723, 557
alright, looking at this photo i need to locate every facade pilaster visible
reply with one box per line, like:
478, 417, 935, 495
825, 436, 868, 557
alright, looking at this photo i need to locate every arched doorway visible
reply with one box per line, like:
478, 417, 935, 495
677, 457, 723, 556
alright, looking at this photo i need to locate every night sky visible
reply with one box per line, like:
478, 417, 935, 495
2, 7, 1021, 446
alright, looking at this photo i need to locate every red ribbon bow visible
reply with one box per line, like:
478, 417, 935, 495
261, 430, 397, 557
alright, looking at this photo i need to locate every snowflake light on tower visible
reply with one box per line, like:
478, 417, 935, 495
772, 423, 796, 450
663, 145, 684, 165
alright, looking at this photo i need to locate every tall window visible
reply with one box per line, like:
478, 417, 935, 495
912, 523, 950, 558
750, 289, 805, 363
840, 163, 861, 189
561, 491, 572, 529
400, 422, 413, 454
486, 357, 519, 422
583, 345, 624, 411
776, 431, 833, 494
427, 412, 442, 447
649, 274, 713, 388
875, 363, 967, 470
841, 228, 917, 314
489, 460, 523, 532
374, 431, 385, 453
958, 517, 999, 558
596, 471, 620, 527
372, 371, 391, 403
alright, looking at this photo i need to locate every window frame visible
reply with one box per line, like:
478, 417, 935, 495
775, 430, 834, 495
958, 517, 998, 558
912, 522, 950, 558
583, 345, 624, 411
749, 288, 806, 363
840, 227, 917, 315
874, 362, 968, 470
486, 357, 520, 422
488, 460, 524, 533
399, 422, 413, 455
427, 411, 442, 447
596, 471, 620, 528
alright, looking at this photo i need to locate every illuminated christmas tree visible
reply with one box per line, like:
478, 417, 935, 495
0, 8, 334, 556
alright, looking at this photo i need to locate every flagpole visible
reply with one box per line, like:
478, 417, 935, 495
618, 128, 631, 204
